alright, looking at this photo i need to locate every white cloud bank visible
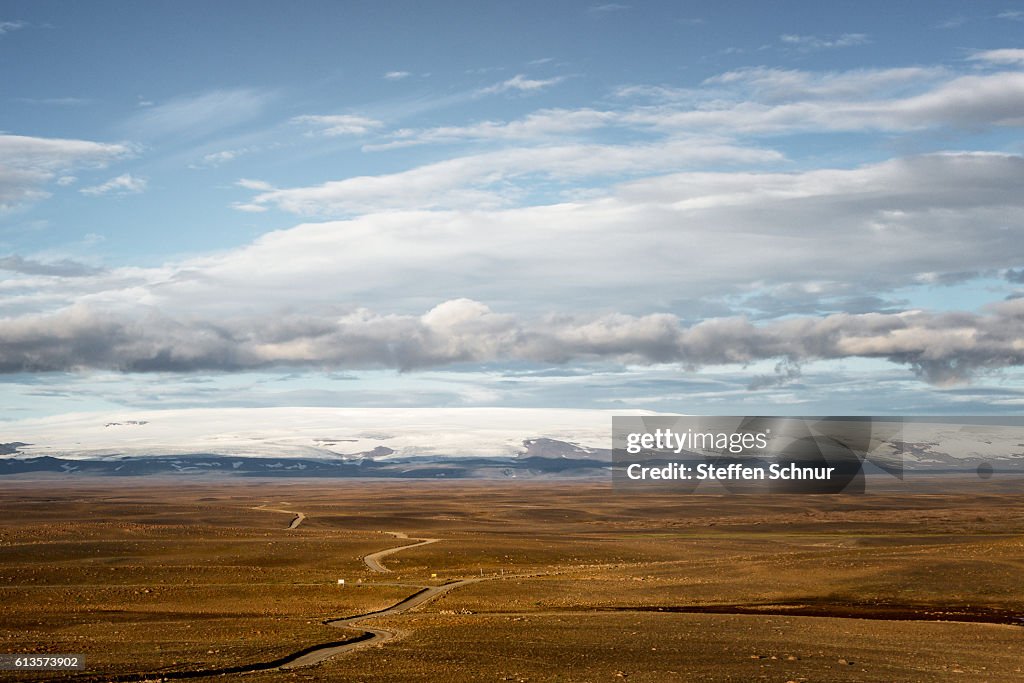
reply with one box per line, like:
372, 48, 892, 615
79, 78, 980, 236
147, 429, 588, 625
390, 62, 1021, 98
8, 150, 1024, 321
235, 137, 783, 214
216, 152, 1024, 312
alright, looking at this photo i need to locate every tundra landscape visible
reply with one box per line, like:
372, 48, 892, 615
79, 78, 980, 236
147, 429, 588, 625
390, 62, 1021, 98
5, 1, 1024, 680
1, 478, 1022, 681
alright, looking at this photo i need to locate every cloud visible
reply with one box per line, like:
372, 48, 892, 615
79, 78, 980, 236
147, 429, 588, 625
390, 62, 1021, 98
80, 173, 147, 196
479, 74, 565, 95
0, 148, 988, 329
384, 70, 411, 80
968, 48, 1024, 65
780, 33, 870, 50
121, 88, 274, 141
0, 255, 104, 277
933, 16, 967, 29
702, 66, 948, 101
292, 114, 384, 136
624, 71, 1024, 133
997, 10, 1024, 21
0, 20, 26, 35
6, 144, 1024, 386
2, 297, 1024, 384
0, 134, 131, 210
1005, 268, 1024, 284
205, 152, 1024, 319
748, 359, 802, 390
190, 148, 248, 168
365, 108, 620, 150
14, 97, 91, 106
236, 138, 782, 215
235, 178, 274, 191
380, 63, 1024, 152
589, 3, 630, 13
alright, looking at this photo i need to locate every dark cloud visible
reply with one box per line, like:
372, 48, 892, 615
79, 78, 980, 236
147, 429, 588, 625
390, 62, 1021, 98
0, 255, 105, 277
748, 359, 802, 390
739, 288, 910, 319
2, 298, 1024, 385
1005, 268, 1024, 284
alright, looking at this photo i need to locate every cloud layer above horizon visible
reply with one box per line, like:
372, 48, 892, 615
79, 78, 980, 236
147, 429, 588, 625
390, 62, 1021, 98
3, 2, 1024, 416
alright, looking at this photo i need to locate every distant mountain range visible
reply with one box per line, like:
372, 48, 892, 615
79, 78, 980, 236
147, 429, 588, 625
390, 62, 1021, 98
2, 409, 1023, 478
0, 447, 610, 479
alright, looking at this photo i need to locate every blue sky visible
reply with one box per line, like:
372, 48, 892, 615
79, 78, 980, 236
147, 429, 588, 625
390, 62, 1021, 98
3, 0, 1024, 420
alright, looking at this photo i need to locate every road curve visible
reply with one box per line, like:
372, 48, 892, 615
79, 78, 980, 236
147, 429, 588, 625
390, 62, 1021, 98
253, 504, 306, 529
363, 532, 439, 572
281, 530, 463, 669
280, 577, 482, 669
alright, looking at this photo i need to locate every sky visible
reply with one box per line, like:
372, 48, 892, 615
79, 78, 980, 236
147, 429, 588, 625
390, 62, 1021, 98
3, 0, 1024, 421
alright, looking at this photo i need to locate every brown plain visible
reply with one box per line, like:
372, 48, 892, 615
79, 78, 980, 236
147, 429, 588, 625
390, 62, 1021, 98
0, 478, 1022, 681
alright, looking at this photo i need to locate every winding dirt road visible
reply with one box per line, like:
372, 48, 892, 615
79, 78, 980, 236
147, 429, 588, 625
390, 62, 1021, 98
281, 577, 482, 669
238, 506, 470, 672
274, 525, 478, 671
363, 531, 439, 572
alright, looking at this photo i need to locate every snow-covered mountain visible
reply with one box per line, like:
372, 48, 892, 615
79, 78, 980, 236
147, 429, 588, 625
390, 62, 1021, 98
2, 409, 1022, 478
0, 407, 633, 461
